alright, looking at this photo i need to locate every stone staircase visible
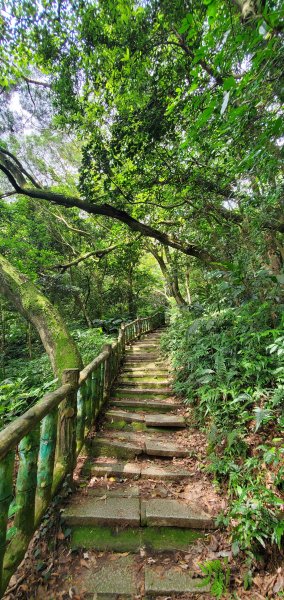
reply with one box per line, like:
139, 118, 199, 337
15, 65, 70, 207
62, 328, 215, 598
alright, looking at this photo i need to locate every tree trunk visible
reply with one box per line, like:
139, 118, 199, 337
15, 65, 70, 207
0, 255, 82, 379
150, 248, 187, 307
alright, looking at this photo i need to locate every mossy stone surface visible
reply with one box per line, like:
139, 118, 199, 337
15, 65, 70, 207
71, 525, 203, 552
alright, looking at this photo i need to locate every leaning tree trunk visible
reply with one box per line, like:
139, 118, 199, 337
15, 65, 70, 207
0, 254, 82, 378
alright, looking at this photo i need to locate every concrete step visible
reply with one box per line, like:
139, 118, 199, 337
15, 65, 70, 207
110, 399, 182, 412
85, 460, 191, 481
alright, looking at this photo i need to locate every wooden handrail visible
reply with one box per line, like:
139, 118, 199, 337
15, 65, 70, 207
0, 310, 164, 596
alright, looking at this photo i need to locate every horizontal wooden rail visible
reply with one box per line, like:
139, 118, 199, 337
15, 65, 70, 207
0, 384, 72, 461
0, 310, 164, 596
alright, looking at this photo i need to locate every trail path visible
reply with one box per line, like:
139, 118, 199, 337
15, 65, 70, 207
8, 328, 226, 599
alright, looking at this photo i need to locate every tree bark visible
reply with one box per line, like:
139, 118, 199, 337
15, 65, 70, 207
150, 247, 187, 306
0, 255, 82, 379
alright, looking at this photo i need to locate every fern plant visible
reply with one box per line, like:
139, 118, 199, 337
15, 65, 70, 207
198, 558, 230, 599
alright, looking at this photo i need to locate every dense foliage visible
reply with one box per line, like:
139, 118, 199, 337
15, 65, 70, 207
162, 297, 284, 557
0, 1, 283, 590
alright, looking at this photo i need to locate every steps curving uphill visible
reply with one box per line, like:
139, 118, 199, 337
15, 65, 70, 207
62, 328, 216, 598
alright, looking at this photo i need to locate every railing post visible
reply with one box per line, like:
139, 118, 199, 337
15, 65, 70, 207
0, 451, 14, 594
102, 344, 112, 403
57, 369, 80, 480
120, 323, 126, 352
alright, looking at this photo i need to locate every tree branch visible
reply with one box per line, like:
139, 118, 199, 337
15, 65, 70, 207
0, 162, 213, 262
51, 244, 121, 272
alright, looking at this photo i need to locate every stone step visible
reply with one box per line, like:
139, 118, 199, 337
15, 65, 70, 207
145, 565, 210, 597
86, 434, 189, 459
106, 410, 185, 430
86, 460, 191, 481
145, 439, 188, 457
141, 498, 214, 529
70, 525, 203, 553
110, 399, 182, 412
117, 380, 170, 389
120, 371, 169, 378
64, 491, 213, 530
72, 554, 137, 598
63, 491, 141, 527
145, 414, 186, 428
85, 436, 143, 459
113, 388, 172, 400
105, 409, 145, 424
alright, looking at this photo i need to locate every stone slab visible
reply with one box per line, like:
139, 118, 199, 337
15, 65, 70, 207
114, 387, 171, 397
63, 495, 140, 526
106, 410, 145, 423
145, 440, 188, 458
118, 381, 170, 389
142, 498, 214, 529
145, 566, 210, 595
79, 555, 137, 596
110, 399, 181, 412
141, 465, 189, 481
89, 461, 142, 478
88, 486, 140, 497
145, 414, 185, 428
86, 437, 143, 459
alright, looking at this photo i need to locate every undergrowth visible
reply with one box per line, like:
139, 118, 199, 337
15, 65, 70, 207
162, 300, 284, 590
0, 326, 112, 428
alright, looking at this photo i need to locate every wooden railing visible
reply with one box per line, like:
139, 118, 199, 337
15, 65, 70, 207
0, 311, 164, 596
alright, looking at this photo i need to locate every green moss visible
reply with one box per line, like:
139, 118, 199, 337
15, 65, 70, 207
71, 525, 203, 552
114, 391, 170, 400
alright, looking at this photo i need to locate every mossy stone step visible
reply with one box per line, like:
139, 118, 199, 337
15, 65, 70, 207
84, 460, 142, 478
117, 380, 170, 389
86, 435, 188, 459
113, 388, 172, 400
145, 566, 210, 596
106, 410, 185, 430
85, 460, 191, 481
85, 436, 143, 459
70, 525, 203, 553
110, 399, 182, 412
120, 369, 169, 383
105, 409, 145, 424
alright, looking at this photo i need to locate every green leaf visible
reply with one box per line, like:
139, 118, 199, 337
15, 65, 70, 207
223, 76, 237, 91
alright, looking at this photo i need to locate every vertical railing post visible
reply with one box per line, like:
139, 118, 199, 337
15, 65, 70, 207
36, 408, 58, 519
0, 451, 14, 594
120, 323, 126, 352
102, 344, 112, 404
57, 369, 80, 479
